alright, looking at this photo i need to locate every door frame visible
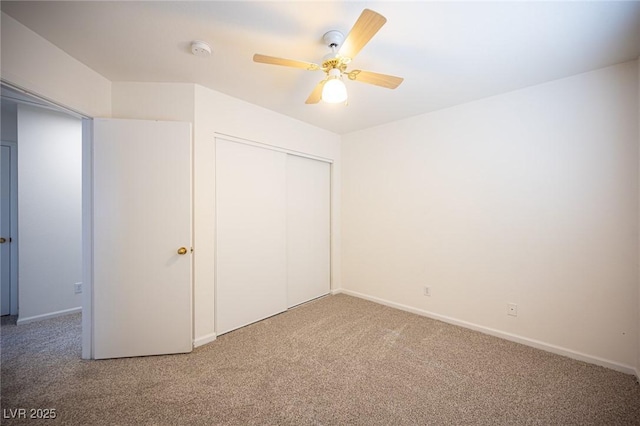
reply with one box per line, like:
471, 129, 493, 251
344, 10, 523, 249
1, 140, 18, 315
81, 119, 93, 359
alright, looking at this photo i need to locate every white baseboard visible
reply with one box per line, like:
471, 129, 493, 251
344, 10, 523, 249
338, 289, 637, 376
17, 307, 82, 325
193, 332, 217, 348
330, 288, 343, 295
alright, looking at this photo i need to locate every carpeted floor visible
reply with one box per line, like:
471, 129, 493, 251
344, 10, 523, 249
1, 294, 639, 425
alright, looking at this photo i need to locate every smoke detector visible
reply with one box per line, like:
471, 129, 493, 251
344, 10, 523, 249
191, 41, 211, 57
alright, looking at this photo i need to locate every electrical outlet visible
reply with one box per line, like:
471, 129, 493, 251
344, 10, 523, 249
423, 286, 431, 297
74, 282, 83, 294
507, 303, 517, 317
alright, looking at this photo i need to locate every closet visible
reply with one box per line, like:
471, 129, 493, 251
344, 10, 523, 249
215, 137, 330, 335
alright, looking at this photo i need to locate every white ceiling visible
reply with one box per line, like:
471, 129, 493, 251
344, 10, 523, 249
2, 1, 640, 134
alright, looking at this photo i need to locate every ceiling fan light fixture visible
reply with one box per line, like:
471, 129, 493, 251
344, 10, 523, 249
322, 68, 347, 103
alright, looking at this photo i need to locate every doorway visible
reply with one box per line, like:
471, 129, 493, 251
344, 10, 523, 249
1, 85, 84, 325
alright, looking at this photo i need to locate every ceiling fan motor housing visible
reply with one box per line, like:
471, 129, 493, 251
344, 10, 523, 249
322, 30, 350, 66
323, 30, 344, 49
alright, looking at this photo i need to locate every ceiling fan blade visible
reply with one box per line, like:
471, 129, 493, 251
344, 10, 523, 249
347, 70, 404, 89
305, 80, 326, 104
253, 54, 320, 71
338, 9, 387, 61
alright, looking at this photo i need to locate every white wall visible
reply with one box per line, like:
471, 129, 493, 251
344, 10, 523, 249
1, 12, 111, 118
111, 82, 194, 122
342, 61, 639, 371
111, 82, 341, 346
17, 104, 82, 322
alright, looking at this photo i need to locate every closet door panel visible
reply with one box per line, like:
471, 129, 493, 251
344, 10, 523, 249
215, 139, 287, 335
286, 155, 331, 307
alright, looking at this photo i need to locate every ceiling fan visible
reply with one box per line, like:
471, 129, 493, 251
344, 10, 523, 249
253, 9, 404, 104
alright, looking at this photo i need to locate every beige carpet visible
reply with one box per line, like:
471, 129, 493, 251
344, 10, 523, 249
1, 294, 639, 425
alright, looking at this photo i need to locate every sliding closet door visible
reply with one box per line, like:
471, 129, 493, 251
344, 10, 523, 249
215, 139, 287, 335
286, 155, 331, 307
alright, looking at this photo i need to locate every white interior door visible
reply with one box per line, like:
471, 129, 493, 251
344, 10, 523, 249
215, 139, 287, 335
286, 155, 331, 307
93, 118, 192, 359
1, 145, 12, 315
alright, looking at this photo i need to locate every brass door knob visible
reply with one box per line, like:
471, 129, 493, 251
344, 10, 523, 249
0, 238, 6, 244
177, 247, 188, 255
